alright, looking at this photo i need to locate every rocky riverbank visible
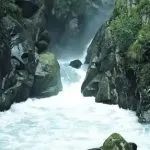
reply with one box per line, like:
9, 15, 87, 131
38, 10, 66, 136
0, 0, 107, 110
82, 0, 150, 123
0, 0, 62, 111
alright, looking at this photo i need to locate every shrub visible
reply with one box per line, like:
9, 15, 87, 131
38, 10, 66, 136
110, 12, 141, 50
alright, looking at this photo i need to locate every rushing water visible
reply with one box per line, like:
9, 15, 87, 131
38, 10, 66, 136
0, 57, 150, 150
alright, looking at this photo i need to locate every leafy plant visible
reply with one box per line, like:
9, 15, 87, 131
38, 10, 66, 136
110, 12, 141, 50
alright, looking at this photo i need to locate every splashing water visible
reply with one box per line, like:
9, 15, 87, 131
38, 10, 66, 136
0, 59, 150, 150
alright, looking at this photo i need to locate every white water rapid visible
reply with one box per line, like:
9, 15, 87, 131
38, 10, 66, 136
0, 53, 150, 150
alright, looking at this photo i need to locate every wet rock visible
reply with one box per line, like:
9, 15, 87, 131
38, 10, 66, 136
14, 70, 34, 103
36, 40, 49, 53
81, 68, 99, 97
69, 59, 82, 69
38, 30, 50, 43
15, 0, 39, 18
89, 133, 137, 150
31, 52, 62, 97
102, 133, 131, 150
0, 92, 12, 111
0, 70, 34, 111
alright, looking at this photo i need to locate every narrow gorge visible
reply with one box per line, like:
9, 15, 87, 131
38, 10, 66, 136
0, 0, 150, 150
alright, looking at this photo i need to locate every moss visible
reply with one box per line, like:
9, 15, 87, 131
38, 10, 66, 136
127, 41, 143, 62
0, 0, 22, 20
39, 52, 60, 79
6, 2, 22, 21
138, 24, 150, 44
113, 0, 128, 17
32, 52, 61, 97
127, 24, 150, 62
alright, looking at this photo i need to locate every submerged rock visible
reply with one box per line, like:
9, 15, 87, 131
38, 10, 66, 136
31, 52, 62, 97
89, 133, 137, 150
69, 59, 82, 69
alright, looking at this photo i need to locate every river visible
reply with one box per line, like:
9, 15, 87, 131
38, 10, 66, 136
0, 55, 150, 150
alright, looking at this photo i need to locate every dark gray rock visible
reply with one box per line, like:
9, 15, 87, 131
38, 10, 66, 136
15, 0, 39, 18
69, 59, 82, 69
36, 40, 49, 53
38, 30, 50, 43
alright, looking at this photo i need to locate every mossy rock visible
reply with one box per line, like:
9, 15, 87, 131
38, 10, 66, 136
31, 52, 62, 97
89, 133, 137, 150
127, 24, 150, 62
103, 133, 130, 150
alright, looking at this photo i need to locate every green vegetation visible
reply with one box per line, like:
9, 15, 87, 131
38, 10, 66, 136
138, 0, 150, 15
127, 24, 150, 62
113, 0, 128, 16
110, 12, 141, 50
39, 52, 60, 79
0, 0, 22, 20
109, 0, 150, 64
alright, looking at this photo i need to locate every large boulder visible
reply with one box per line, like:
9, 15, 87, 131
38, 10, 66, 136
89, 133, 137, 150
102, 133, 132, 150
31, 52, 62, 97
69, 59, 82, 69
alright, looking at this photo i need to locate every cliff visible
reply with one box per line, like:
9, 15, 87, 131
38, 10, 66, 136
0, 0, 62, 111
0, 0, 105, 111
82, 0, 150, 123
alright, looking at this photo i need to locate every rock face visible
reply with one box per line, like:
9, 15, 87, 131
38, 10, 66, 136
89, 133, 137, 150
0, 0, 62, 111
15, 0, 39, 18
82, 0, 150, 123
69, 59, 82, 69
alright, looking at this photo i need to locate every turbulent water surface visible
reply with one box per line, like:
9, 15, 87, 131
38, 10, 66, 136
0, 58, 150, 150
